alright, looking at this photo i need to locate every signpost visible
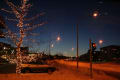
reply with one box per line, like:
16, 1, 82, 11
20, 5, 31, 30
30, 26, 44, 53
89, 39, 93, 79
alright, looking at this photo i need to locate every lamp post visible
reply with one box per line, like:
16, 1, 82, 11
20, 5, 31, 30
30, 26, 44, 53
48, 40, 51, 56
72, 47, 74, 51
76, 24, 79, 69
49, 36, 61, 56
99, 40, 103, 47
56, 36, 61, 41
3, 47, 7, 59
89, 11, 99, 79
93, 11, 99, 18
51, 44, 54, 48
89, 39, 93, 79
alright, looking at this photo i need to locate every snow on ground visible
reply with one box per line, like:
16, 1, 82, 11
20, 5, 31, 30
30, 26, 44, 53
55, 60, 120, 80
0, 60, 120, 80
56, 60, 120, 73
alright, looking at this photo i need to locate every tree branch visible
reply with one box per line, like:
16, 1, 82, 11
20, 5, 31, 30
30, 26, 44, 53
4, 25, 18, 46
26, 32, 40, 36
5, 0, 21, 18
5, 17, 18, 22
24, 22, 46, 32
1, 8, 13, 14
24, 12, 45, 21
24, 22, 33, 27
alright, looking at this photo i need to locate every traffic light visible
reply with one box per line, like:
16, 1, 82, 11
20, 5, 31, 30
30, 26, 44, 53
92, 43, 96, 51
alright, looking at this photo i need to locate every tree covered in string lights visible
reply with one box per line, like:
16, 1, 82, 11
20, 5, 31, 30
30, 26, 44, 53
1, 0, 45, 73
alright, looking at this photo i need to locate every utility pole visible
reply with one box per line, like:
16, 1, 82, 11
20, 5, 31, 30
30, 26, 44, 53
49, 40, 51, 56
48, 40, 52, 61
76, 24, 79, 69
89, 39, 93, 79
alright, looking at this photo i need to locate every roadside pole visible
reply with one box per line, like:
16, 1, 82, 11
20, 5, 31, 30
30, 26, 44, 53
49, 40, 51, 56
76, 24, 79, 69
48, 40, 51, 64
89, 39, 93, 79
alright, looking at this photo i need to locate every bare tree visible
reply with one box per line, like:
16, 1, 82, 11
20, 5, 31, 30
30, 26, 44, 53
1, 0, 45, 73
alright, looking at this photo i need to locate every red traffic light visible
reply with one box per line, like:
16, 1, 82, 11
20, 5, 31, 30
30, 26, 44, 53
92, 43, 96, 47
92, 43, 96, 50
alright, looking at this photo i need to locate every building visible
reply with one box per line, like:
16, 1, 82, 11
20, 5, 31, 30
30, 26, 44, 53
22, 52, 47, 63
0, 42, 16, 61
0, 42, 29, 58
0, 42, 13, 56
79, 45, 120, 62
100, 45, 120, 53
100, 45, 120, 61
0, 42, 11, 49
20, 47, 29, 55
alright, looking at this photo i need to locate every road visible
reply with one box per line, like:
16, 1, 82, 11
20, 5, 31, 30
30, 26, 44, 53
0, 60, 120, 80
0, 62, 89, 80
55, 60, 120, 80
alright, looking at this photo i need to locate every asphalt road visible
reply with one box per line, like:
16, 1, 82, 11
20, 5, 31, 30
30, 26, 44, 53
54, 60, 120, 80
0, 63, 89, 80
0, 61, 119, 80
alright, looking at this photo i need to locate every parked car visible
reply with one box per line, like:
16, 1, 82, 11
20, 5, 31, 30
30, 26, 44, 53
21, 61, 56, 74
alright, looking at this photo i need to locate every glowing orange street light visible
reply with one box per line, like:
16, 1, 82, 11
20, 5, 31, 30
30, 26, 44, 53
93, 11, 99, 18
93, 13, 98, 17
56, 36, 61, 41
72, 47, 74, 51
99, 40, 103, 44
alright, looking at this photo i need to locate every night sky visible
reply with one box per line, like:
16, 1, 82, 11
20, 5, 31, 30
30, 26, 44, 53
0, 0, 120, 56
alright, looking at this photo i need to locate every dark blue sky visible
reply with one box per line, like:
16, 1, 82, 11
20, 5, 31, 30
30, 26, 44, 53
0, 0, 120, 56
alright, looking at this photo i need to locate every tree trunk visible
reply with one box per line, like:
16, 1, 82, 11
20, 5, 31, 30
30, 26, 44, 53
16, 46, 22, 73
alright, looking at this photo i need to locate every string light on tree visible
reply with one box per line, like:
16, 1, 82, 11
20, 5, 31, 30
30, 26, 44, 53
2, 0, 44, 73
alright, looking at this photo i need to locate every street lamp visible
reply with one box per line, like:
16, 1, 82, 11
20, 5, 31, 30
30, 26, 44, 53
89, 11, 99, 79
99, 40, 103, 49
49, 36, 61, 56
51, 44, 54, 48
99, 40, 103, 45
72, 47, 74, 51
56, 36, 61, 41
93, 11, 99, 18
